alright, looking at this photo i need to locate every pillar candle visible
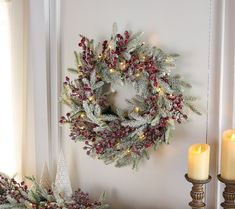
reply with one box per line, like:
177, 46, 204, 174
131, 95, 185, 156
221, 129, 235, 180
188, 144, 210, 180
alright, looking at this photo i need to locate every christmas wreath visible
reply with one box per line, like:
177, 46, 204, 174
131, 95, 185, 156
60, 24, 200, 168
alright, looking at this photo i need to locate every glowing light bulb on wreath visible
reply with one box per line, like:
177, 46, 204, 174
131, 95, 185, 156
80, 112, 86, 118
111, 88, 116, 93
168, 93, 174, 99
139, 52, 146, 62
115, 143, 120, 149
109, 68, 115, 73
126, 149, 131, 154
119, 61, 126, 70
88, 96, 95, 102
156, 87, 164, 96
96, 73, 102, 79
138, 132, 145, 141
134, 106, 140, 113
135, 73, 141, 78
165, 56, 174, 64
78, 71, 83, 77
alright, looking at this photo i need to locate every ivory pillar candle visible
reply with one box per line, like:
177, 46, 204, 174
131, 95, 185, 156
221, 129, 235, 180
188, 144, 210, 180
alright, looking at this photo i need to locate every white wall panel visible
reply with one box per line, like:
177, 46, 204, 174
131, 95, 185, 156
207, 0, 235, 208
28, 0, 50, 177
29, 0, 235, 208
59, 1, 212, 208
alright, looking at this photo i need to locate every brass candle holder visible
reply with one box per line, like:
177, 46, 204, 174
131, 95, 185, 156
217, 174, 235, 209
185, 174, 212, 209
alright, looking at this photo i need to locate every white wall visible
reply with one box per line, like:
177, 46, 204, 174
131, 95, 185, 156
28, 0, 235, 208
60, 1, 211, 209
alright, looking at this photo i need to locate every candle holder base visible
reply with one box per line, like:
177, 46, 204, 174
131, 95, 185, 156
185, 174, 212, 209
218, 174, 235, 209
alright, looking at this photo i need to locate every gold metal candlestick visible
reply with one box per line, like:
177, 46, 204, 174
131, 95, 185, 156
185, 174, 212, 209
218, 174, 235, 209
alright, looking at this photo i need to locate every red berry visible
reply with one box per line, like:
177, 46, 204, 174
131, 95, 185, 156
65, 76, 70, 81
124, 31, 129, 36
81, 37, 85, 43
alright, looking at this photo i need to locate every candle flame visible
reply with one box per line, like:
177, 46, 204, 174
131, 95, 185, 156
196, 146, 202, 154
232, 133, 235, 141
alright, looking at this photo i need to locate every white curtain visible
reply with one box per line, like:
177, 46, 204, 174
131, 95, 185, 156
0, 0, 16, 176
0, 0, 36, 179
0, 0, 71, 180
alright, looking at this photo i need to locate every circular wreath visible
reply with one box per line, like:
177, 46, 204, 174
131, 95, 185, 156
60, 24, 200, 168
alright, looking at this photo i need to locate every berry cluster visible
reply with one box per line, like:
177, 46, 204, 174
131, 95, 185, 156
70, 189, 103, 209
78, 37, 94, 66
0, 174, 32, 206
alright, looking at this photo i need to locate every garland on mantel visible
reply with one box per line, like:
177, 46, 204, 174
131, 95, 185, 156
0, 173, 108, 209
60, 23, 201, 169
0, 152, 109, 209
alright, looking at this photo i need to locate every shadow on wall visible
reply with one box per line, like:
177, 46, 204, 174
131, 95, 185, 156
91, 185, 175, 209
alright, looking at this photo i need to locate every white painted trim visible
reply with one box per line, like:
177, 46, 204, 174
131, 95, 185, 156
44, 0, 51, 172
28, 0, 62, 178
216, 0, 225, 206
28, 0, 61, 179
206, 0, 222, 207
204, 0, 235, 207
28, 0, 50, 178
208, 0, 235, 207
232, 0, 235, 129
48, 0, 61, 178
